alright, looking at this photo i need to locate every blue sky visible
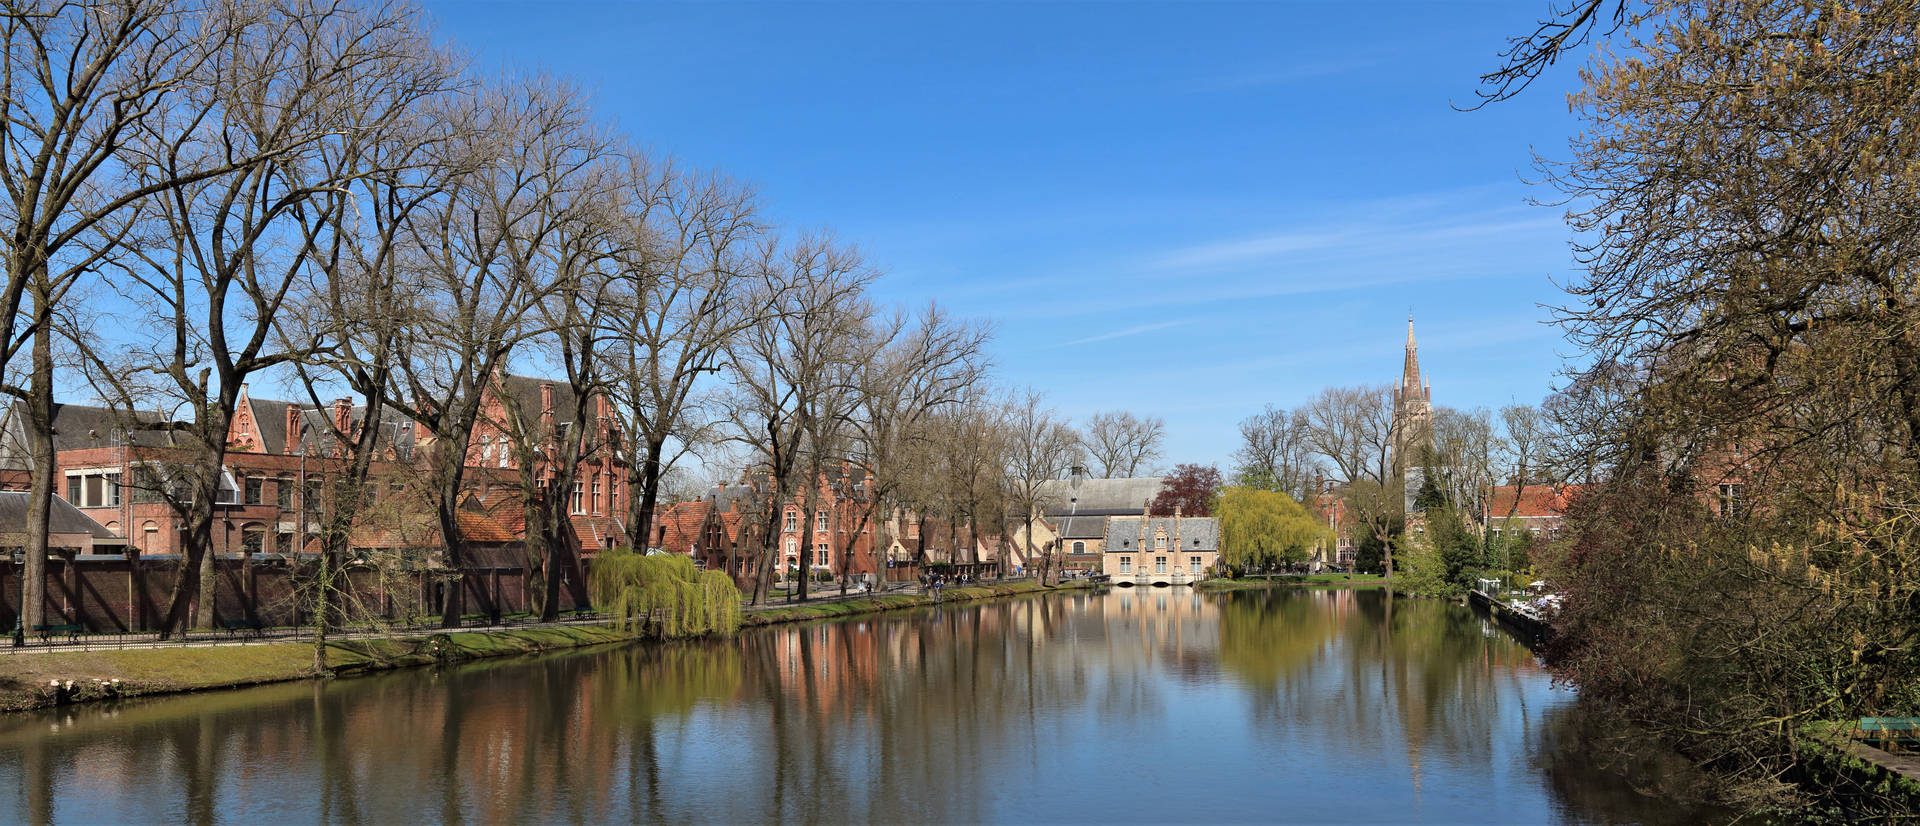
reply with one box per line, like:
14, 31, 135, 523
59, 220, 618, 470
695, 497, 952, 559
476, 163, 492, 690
424, 0, 1588, 471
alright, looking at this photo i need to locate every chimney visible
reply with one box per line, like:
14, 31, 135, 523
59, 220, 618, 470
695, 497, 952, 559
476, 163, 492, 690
284, 405, 301, 454
331, 398, 352, 436
540, 383, 554, 412
1173, 504, 1183, 560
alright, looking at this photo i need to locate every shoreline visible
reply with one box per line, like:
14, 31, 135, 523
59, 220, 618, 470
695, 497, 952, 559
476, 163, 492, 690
1193, 575, 1389, 592
0, 579, 1086, 714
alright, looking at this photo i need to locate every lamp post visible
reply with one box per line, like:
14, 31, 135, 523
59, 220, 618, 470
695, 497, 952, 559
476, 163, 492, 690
11, 548, 23, 647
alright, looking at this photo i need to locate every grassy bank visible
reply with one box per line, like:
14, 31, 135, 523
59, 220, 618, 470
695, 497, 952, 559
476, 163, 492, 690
1194, 574, 1387, 592
744, 579, 1086, 626
0, 625, 637, 713
1, 579, 1090, 714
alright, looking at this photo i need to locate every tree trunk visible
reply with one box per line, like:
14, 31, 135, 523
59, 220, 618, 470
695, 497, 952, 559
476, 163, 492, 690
434, 493, 465, 628
313, 550, 331, 675
631, 436, 666, 553
19, 322, 55, 635
540, 500, 563, 622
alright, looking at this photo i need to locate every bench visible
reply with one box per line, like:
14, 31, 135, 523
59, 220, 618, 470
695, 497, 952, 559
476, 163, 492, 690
219, 620, 264, 639
1856, 718, 1920, 752
32, 623, 82, 642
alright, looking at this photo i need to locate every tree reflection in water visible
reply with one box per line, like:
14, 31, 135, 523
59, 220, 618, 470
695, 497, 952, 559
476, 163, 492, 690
0, 589, 1729, 824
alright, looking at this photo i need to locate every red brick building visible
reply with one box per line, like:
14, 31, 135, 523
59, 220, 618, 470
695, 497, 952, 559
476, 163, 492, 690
0, 376, 628, 561
673, 468, 881, 588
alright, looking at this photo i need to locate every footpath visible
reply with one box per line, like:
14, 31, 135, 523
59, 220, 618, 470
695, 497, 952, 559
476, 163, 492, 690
0, 577, 1080, 713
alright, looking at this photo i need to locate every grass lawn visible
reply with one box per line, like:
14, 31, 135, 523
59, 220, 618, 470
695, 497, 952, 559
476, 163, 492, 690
0, 624, 636, 713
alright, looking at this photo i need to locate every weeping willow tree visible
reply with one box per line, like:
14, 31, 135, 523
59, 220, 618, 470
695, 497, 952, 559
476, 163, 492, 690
1216, 486, 1330, 575
590, 550, 743, 638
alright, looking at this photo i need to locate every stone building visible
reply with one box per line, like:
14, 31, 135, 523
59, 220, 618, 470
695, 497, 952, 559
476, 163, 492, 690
1101, 506, 1218, 586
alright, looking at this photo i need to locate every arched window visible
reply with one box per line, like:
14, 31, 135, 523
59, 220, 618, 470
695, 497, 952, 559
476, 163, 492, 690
142, 521, 159, 551
1071, 541, 1085, 554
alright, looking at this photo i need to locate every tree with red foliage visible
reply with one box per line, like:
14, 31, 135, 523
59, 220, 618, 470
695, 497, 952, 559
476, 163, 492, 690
1150, 464, 1222, 516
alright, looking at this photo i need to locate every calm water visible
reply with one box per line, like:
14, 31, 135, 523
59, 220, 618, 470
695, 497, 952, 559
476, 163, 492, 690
0, 588, 1723, 824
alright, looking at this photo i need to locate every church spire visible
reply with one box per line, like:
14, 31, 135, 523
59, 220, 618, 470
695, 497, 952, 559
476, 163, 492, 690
1401, 315, 1422, 394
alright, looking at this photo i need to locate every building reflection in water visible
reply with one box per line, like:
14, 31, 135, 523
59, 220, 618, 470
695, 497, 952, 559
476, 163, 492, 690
0, 588, 1727, 824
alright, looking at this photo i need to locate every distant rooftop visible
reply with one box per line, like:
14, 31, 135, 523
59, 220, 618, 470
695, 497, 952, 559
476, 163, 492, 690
1036, 476, 1163, 516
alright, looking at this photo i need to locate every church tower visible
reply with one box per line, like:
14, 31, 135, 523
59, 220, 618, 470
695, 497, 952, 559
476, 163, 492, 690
1392, 315, 1432, 472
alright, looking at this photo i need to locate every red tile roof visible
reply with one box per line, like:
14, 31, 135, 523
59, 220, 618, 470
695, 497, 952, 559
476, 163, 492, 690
1485, 484, 1586, 519
652, 501, 710, 553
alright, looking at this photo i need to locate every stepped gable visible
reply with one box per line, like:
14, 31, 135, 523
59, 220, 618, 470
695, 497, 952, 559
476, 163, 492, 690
1104, 517, 1220, 553
652, 500, 710, 553
571, 513, 623, 553
292, 404, 417, 458
497, 373, 581, 422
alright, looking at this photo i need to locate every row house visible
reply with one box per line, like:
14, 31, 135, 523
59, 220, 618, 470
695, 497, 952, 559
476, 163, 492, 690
0, 375, 627, 563
1482, 484, 1588, 541
661, 468, 882, 588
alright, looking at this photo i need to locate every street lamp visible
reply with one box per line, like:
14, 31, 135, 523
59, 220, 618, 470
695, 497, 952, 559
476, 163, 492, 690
11, 547, 24, 646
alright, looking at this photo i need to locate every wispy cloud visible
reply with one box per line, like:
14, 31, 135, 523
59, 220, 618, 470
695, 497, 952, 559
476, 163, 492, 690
1054, 319, 1189, 348
1151, 213, 1560, 273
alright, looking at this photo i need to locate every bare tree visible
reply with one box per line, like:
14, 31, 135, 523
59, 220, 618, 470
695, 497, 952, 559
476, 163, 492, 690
86, 0, 438, 637
1427, 405, 1496, 512
278, 36, 458, 668
494, 157, 622, 621
1080, 410, 1164, 479
386, 78, 602, 628
1468, 0, 1629, 107
0, 0, 332, 637
1232, 403, 1322, 500
1002, 389, 1077, 585
1300, 385, 1396, 485
844, 303, 989, 588
603, 159, 767, 555
722, 235, 876, 605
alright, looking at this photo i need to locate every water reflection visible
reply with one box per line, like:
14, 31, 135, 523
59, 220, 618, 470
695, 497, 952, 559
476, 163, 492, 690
0, 589, 1724, 824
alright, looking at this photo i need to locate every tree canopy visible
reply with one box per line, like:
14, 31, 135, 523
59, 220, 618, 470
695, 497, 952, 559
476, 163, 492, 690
1216, 486, 1328, 574
1151, 463, 1223, 516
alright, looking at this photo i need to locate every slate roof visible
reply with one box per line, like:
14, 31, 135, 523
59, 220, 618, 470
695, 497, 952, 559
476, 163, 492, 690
293, 405, 417, 458
1104, 516, 1219, 553
1050, 514, 1109, 539
1035, 477, 1164, 516
249, 396, 292, 456
0, 402, 179, 470
0, 491, 119, 539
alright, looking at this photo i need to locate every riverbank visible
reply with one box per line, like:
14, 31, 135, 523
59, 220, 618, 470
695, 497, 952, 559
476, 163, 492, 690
745, 579, 1086, 626
0, 579, 1087, 713
1194, 574, 1387, 592
0, 624, 637, 713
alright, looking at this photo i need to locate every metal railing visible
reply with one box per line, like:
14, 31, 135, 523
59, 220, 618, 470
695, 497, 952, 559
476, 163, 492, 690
4, 610, 606, 653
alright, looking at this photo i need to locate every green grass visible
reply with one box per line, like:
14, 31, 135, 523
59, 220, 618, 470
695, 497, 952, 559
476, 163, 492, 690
1, 580, 1091, 714
0, 624, 637, 713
